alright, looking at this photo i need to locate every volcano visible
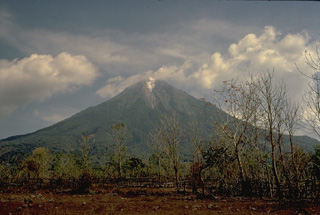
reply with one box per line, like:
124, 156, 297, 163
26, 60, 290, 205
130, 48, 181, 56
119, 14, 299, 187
0, 80, 318, 160
0, 80, 219, 160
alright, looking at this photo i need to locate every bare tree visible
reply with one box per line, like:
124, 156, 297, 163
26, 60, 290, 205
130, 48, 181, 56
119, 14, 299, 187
254, 71, 296, 198
107, 123, 131, 179
148, 127, 165, 182
151, 112, 181, 191
78, 131, 95, 171
299, 47, 320, 139
187, 117, 205, 194
284, 100, 300, 195
212, 79, 259, 195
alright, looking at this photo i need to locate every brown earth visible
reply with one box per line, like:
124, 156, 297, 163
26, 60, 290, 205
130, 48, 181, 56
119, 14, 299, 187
0, 187, 319, 215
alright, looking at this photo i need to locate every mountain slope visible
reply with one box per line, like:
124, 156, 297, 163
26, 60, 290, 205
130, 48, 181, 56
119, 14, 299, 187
0, 80, 217, 159
0, 80, 319, 161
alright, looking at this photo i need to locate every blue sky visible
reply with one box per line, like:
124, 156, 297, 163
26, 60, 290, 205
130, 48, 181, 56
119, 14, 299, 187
0, 0, 319, 138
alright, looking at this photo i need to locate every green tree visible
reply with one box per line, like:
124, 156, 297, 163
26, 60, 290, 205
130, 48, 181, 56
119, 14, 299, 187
20, 147, 52, 181
124, 157, 145, 177
312, 146, 320, 181
51, 153, 82, 180
0, 162, 12, 187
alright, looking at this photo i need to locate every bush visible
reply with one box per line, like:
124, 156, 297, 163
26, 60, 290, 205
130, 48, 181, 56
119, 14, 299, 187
76, 170, 94, 193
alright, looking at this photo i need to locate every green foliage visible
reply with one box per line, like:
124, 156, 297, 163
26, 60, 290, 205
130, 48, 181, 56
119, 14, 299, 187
312, 145, 320, 179
51, 153, 82, 179
19, 147, 52, 180
0, 162, 12, 186
202, 145, 234, 170
123, 157, 146, 177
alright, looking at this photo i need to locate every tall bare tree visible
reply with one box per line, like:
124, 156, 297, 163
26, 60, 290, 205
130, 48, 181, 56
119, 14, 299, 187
187, 117, 205, 194
254, 71, 298, 198
148, 127, 165, 182
212, 79, 259, 195
78, 131, 95, 171
284, 100, 300, 195
299, 47, 320, 138
107, 123, 131, 179
151, 112, 181, 191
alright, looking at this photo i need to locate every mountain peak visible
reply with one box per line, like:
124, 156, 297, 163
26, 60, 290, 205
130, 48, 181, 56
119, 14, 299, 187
1, 78, 319, 160
146, 77, 156, 92
143, 78, 157, 109
115, 79, 187, 110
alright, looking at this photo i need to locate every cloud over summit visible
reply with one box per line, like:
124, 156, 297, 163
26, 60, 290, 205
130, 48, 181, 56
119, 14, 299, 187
96, 26, 313, 100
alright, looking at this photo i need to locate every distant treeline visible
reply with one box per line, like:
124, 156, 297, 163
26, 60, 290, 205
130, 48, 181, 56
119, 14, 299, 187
0, 144, 320, 199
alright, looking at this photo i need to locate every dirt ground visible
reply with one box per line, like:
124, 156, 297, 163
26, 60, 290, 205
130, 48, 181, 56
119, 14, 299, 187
1, 187, 320, 215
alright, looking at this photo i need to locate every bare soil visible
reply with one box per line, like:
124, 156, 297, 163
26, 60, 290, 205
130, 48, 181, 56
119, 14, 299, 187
0, 187, 319, 215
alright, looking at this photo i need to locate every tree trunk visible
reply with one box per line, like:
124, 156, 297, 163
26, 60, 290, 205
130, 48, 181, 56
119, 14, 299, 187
158, 159, 161, 183
119, 159, 122, 179
271, 142, 282, 198
278, 139, 291, 198
235, 146, 247, 195
174, 165, 179, 192
289, 133, 299, 198
198, 167, 205, 196
266, 157, 273, 198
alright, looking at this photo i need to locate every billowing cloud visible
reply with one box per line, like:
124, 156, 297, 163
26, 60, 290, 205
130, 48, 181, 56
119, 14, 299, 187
0, 52, 98, 119
190, 26, 315, 101
0, 9, 259, 79
0, 9, 317, 121
191, 26, 310, 88
96, 62, 192, 98
97, 26, 314, 101
0, 9, 138, 75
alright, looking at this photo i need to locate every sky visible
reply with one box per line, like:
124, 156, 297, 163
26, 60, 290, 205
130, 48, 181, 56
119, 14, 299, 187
0, 0, 319, 139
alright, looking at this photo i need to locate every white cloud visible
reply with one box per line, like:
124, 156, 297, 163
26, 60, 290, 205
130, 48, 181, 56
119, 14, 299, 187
0, 9, 316, 106
97, 26, 315, 102
0, 10, 142, 76
96, 70, 154, 98
0, 10, 259, 79
189, 26, 313, 99
0, 52, 98, 119
96, 62, 192, 98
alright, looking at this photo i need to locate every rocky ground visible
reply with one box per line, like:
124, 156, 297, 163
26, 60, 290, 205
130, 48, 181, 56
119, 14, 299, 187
0, 187, 319, 215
